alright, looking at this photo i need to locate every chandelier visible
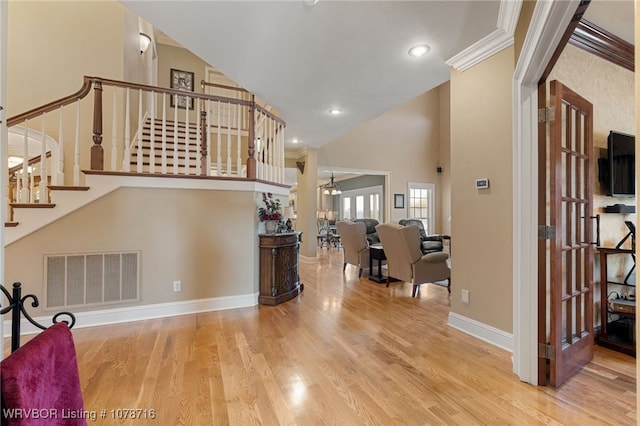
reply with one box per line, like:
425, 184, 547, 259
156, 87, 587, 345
322, 173, 342, 195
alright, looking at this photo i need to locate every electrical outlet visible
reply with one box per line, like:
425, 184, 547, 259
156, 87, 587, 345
461, 289, 470, 304
173, 280, 181, 292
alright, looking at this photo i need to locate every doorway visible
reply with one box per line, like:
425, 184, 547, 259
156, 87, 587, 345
513, 0, 636, 385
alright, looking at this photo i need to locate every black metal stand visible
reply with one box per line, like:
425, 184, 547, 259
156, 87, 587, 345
615, 221, 636, 285
0, 282, 76, 353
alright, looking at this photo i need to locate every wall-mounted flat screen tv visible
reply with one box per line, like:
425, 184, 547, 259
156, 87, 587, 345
608, 131, 635, 197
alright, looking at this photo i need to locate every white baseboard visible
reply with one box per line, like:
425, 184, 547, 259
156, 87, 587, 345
448, 312, 514, 353
3, 293, 259, 337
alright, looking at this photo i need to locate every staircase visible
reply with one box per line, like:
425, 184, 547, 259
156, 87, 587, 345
5, 76, 286, 244
129, 118, 200, 174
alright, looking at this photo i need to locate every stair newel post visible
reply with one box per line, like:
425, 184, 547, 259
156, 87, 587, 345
206, 100, 212, 176
236, 103, 241, 177
199, 101, 207, 176
226, 102, 232, 176
185, 98, 191, 175
136, 90, 143, 173
161, 93, 167, 174
247, 96, 256, 180
216, 100, 222, 176
149, 91, 155, 174
173, 95, 178, 175
110, 89, 118, 172
39, 112, 47, 203
91, 80, 104, 171
195, 98, 201, 175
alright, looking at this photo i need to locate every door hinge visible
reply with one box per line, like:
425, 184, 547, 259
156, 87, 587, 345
538, 107, 555, 123
538, 343, 556, 360
538, 225, 556, 240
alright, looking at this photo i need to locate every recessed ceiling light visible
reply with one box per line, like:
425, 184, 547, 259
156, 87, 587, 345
328, 108, 343, 116
408, 44, 430, 57
291, 138, 299, 144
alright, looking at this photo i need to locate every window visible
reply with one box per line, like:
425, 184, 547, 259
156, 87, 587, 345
342, 198, 351, 220
339, 185, 383, 221
408, 182, 435, 234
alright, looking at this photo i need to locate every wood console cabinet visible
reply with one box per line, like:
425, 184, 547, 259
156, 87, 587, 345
259, 232, 303, 305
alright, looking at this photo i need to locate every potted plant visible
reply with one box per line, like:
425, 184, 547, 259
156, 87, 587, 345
258, 192, 282, 234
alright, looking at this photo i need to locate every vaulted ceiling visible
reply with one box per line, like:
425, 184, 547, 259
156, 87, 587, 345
121, 0, 634, 185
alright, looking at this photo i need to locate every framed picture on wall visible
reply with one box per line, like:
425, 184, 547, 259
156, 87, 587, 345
170, 68, 194, 110
394, 193, 405, 209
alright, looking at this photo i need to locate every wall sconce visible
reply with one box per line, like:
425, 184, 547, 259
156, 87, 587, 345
140, 33, 152, 55
296, 161, 305, 174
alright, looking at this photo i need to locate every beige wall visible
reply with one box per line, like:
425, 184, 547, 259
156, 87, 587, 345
449, 47, 514, 333
318, 86, 449, 228
7, 0, 144, 186
5, 187, 260, 317
439, 82, 452, 235
7, 1, 126, 112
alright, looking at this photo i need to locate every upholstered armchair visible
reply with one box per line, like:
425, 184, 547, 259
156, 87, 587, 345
376, 223, 450, 297
353, 218, 380, 245
398, 219, 446, 254
336, 220, 370, 277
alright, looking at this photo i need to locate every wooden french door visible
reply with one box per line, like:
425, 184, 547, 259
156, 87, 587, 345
540, 80, 595, 387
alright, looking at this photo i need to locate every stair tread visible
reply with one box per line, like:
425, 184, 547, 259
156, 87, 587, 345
10, 203, 56, 208
48, 185, 90, 191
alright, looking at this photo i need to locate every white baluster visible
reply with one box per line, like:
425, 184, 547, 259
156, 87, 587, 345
74, 103, 80, 185
29, 165, 35, 203
39, 113, 47, 203
137, 90, 143, 173
16, 171, 21, 202
173, 95, 178, 175
216, 101, 221, 176
226, 102, 232, 176
20, 122, 29, 202
55, 105, 64, 185
149, 91, 155, 174
110, 90, 118, 172
236, 103, 241, 177
206, 100, 212, 176
195, 99, 201, 175
162, 93, 167, 174
123, 88, 131, 172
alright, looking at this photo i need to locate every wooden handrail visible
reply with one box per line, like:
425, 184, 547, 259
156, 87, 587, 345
201, 80, 250, 94
87, 76, 252, 107
7, 77, 93, 127
8, 76, 285, 129
8, 151, 52, 174
6, 75, 286, 185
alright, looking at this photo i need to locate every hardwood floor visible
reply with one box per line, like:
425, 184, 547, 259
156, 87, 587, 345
6, 249, 636, 425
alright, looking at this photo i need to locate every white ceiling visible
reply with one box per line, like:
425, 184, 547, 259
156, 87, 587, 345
122, 0, 634, 186
122, 0, 502, 149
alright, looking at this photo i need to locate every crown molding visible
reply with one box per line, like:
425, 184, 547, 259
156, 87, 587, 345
446, 0, 522, 72
569, 19, 634, 72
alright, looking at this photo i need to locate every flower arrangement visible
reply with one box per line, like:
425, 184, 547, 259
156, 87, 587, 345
258, 192, 282, 222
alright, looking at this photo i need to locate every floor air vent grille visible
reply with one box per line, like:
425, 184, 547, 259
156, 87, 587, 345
45, 251, 140, 308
